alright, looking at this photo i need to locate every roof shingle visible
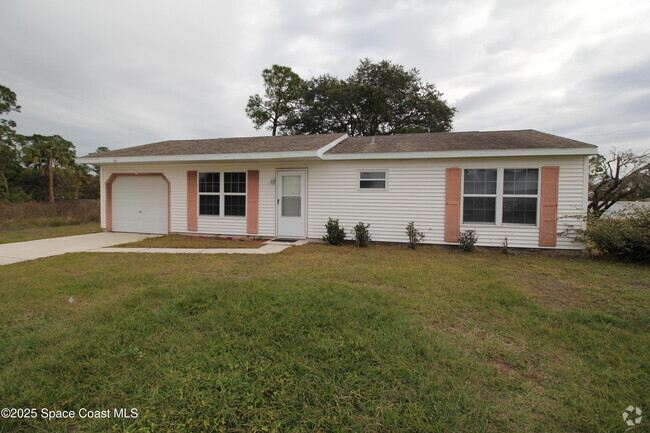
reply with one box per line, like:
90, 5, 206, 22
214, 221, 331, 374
79, 133, 345, 159
325, 130, 595, 154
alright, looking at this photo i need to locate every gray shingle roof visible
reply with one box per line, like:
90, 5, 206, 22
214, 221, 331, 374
78, 133, 345, 158
326, 130, 596, 154
78, 130, 595, 159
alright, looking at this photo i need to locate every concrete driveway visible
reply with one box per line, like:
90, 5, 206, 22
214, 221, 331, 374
0, 232, 157, 265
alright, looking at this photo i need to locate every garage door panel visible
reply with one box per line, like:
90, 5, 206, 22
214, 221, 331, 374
112, 176, 168, 234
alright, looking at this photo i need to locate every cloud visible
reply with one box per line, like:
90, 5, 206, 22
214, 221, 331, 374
0, 0, 648, 156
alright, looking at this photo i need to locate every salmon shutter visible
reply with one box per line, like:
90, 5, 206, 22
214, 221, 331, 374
445, 167, 462, 243
539, 166, 560, 247
247, 170, 259, 235
187, 171, 198, 231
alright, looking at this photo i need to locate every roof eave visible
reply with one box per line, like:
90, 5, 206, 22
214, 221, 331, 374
76, 150, 322, 164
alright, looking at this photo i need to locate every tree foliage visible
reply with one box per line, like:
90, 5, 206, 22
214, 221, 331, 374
0, 84, 101, 203
245, 65, 304, 136
589, 149, 650, 217
246, 59, 456, 137
22, 134, 76, 203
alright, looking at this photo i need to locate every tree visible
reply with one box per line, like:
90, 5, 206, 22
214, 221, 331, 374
284, 59, 456, 136
0, 85, 22, 200
588, 149, 650, 217
88, 146, 109, 175
245, 65, 304, 136
22, 134, 76, 203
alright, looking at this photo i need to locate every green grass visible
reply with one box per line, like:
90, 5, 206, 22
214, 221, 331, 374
0, 223, 102, 244
115, 234, 266, 249
0, 245, 648, 432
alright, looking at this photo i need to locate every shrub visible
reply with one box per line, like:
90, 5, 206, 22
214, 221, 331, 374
585, 206, 650, 261
458, 230, 478, 252
352, 222, 371, 247
406, 221, 425, 249
323, 217, 346, 245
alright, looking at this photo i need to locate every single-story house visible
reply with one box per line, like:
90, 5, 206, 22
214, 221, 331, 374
77, 129, 597, 249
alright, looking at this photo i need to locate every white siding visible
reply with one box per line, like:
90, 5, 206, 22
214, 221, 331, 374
99, 155, 588, 249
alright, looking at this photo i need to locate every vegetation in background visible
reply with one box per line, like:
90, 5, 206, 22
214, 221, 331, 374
406, 221, 425, 249
0, 245, 647, 432
458, 229, 478, 252
246, 59, 456, 137
115, 234, 265, 249
323, 217, 346, 245
0, 200, 99, 231
352, 221, 371, 247
0, 84, 102, 203
589, 149, 649, 217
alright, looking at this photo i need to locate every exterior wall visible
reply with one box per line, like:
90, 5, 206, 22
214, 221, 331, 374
100, 154, 588, 249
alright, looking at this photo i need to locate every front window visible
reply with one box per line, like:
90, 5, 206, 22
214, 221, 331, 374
198, 172, 246, 217
462, 168, 539, 225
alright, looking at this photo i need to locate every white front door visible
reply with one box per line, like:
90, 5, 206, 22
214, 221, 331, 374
276, 170, 307, 238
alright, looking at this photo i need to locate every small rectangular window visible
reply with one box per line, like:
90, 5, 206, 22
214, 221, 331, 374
463, 196, 496, 223
502, 197, 537, 224
360, 171, 386, 189
199, 194, 220, 216
224, 195, 246, 216
224, 172, 246, 193
199, 172, 220, 193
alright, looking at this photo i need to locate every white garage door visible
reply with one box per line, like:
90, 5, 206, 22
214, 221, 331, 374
112, 176, 168, 234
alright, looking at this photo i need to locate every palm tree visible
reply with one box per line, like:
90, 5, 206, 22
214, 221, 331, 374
22, 134, 75, 203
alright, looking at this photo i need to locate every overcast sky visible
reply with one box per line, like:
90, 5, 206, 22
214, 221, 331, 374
1, 0, 649, 156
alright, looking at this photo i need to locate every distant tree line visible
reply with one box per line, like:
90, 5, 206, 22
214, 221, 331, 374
0, 84, 106, 203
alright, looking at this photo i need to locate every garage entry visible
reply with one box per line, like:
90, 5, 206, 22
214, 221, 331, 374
110, 175, 169, 234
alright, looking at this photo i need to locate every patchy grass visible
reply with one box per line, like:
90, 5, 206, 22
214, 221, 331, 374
0, 245, 647, 433
115, 234, 266, 249
0, 201, 100, 230
0, 223, 101, 244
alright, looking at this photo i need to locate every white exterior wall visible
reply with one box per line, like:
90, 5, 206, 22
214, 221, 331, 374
99, 154, 588, 249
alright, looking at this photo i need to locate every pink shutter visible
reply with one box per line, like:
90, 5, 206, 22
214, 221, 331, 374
187, 171, 198, 231
247, 170, 259, 235
539, 166, 559, 247
445, 167, 462, 243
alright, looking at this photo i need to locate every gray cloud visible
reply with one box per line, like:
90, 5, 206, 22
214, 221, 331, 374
1, 0, 649, 156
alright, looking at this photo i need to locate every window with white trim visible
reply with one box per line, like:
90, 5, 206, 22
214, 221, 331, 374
198, 172, 246, 217
462, 168, 539, 225
463, 169, 497, 223
502, 168, 538, 225
359, 171, 386, 189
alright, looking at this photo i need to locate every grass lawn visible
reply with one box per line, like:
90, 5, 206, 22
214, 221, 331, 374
115, 234, 266, 249
0, 245, 648, 432
0, 223, 101, 244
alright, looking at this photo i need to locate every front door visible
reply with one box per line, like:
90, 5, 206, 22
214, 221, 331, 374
276, 170, 307, 238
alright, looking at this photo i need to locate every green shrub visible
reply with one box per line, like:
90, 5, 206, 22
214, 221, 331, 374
0, 200, 100, 230
586, 206, 650, 261
352, 222, 371, 247
323, 217, 346, 245
458, 230, 478, 252
406, 221, 425, 249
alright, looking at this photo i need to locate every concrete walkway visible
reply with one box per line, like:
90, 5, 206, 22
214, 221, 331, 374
0, 232, 156, 265
89, 239, 309, 255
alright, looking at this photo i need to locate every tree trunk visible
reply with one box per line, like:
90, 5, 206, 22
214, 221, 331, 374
272, 118, 278, 136
48, 158, 54, 203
